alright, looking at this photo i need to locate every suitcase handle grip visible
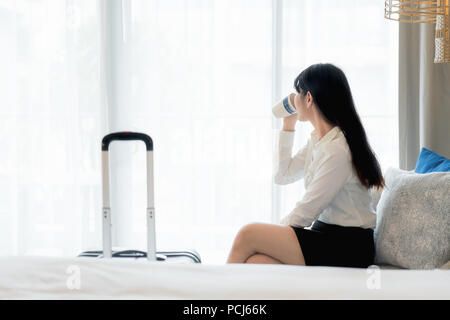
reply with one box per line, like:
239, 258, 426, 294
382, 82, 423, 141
102, 132, 153, 151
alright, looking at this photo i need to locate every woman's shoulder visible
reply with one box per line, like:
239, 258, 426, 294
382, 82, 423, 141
322, 136, 351, 161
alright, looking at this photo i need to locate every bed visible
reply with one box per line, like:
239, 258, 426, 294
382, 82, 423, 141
0, 256, 448, 299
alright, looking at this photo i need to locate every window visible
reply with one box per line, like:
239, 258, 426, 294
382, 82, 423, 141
0, 0, 397, 264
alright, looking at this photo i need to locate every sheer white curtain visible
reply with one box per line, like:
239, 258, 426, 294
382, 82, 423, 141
0, 0, 398, 264
0, 0, 107, 256
120, 0, 273, 264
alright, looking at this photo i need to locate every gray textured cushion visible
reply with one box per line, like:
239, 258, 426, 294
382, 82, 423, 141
369, 169, 415, 212
374, 167, 450, 269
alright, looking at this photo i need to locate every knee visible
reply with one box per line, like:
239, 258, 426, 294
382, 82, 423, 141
233, 223, 259, 248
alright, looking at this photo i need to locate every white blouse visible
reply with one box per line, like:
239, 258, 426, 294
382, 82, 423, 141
274, 126, 376, 229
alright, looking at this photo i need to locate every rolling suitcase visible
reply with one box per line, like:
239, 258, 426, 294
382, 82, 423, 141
79, 131, 201, 264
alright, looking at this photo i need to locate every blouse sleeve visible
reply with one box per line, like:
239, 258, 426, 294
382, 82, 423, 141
273, 130, 309, 185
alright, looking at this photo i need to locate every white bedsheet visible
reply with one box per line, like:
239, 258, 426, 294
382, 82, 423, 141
0, 256, 449, 300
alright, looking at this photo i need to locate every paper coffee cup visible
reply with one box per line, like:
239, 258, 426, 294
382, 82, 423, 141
272, 95, 296, 118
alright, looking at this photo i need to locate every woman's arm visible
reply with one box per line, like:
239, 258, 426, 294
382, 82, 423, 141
273, 130, 309, 185
274, 101, 307, 185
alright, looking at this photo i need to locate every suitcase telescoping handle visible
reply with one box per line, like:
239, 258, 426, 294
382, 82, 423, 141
101, 131, 157, 261
102, 132, 153, 151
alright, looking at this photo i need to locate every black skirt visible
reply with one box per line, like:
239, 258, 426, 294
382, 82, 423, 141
291, 220, 375, 268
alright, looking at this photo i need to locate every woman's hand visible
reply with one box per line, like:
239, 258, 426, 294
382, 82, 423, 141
282, 94, 297, 131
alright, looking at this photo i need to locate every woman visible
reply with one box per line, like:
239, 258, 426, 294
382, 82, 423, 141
226, 63, 385, 268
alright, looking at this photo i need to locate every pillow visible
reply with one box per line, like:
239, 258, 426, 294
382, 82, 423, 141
415, 147, 450, 173
369, 168, 414, 211
374, 167, 450, 269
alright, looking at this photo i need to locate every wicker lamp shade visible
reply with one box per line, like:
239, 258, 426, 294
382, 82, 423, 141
384, 0, 450, 63
434, 3, 449, 62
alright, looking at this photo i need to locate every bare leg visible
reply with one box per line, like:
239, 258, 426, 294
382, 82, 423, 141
226, 223, 305, 265
245, 253, 283, 264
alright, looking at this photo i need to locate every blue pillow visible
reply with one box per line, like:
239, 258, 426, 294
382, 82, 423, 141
414, 147, 450, 173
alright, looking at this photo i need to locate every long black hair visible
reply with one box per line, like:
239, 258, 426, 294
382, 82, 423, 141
294, 63, 385, 190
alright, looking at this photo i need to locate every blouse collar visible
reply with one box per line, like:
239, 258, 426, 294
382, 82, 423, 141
311, 126, 342, 146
